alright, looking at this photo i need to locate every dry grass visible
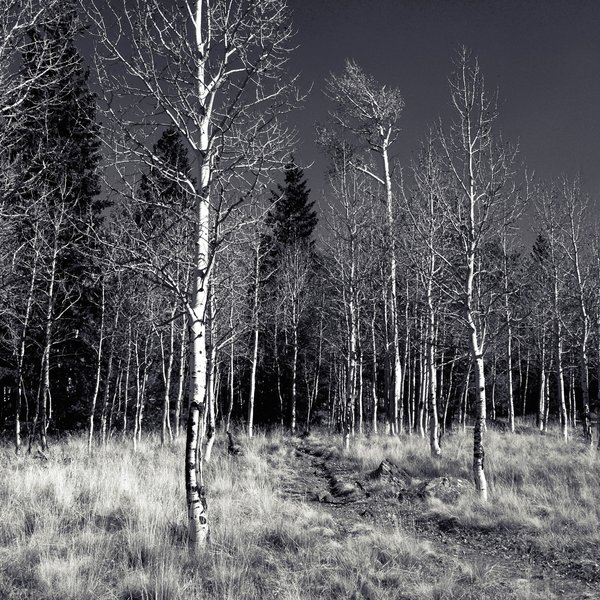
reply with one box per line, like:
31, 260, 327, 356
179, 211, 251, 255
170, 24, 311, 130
344, 424, 600, 556
0, 425, 596, 599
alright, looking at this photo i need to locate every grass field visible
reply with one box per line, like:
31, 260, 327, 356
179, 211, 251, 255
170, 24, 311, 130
0, 424, 598, 599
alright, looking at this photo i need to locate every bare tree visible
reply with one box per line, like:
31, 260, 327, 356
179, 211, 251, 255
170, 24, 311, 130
320, 136, 379, 447
278, 242, 313, 433
560, 178, 593, 445
87, 0, 298, 549
325, 61, 404, 435
438, 49, 518, 500
407, 137, 450, 456
534, 184, 570, 440
0, 0, 87, 454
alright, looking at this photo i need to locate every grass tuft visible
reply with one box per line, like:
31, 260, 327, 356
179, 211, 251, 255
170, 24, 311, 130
0, 425, 597, 598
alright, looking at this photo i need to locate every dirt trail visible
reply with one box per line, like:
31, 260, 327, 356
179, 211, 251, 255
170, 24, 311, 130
274, 435, 599, 600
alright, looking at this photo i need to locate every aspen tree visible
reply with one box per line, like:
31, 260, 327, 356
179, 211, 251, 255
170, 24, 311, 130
88, 0, 298, 549
278, 243, 313, 433
561, 179, 593, 445
594, 234, 600, 449
5, 1, 102, 452
438, 50, 517, 500
325, 62, 404, 434
0, 0, 66, 453
87, 279, 106, 451
243, 198, 275, 439
534, 188, 569, 440
408, 138, 449, 456
319, 130, 379, 446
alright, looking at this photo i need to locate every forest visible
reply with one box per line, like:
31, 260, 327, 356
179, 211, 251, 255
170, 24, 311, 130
0, 1, 599, 599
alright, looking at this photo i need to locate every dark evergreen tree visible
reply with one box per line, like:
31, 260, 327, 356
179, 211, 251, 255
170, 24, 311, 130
137, 127, 193, 234
251, 159, 321, 428
4, 1, 103, 438
133, 128, 193, 442
266, 158, 317, 250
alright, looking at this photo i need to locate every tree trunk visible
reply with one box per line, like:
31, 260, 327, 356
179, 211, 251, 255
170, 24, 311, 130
248, 243, 261, 438
522, 349, 530, 417
490, 352, 497, 422
418, 340, 425, 438
410, 342, 417, 435
174, 312, 187, 439
160, 306, 176, 446
122, 321, 132, 439
109, 360, 123, 437
100, 336, 116, 446
467, 250, 487, 499
40, 235, 60, 453
506, 316, 515, 433
185, 189, 210, 548
371, 305, 378, 434
101, 304, 119, 447
204, 288, 217, 463
443, 352, 456, 433
290, 318, 299, 434
15, 226, 40, 454
427, 293, 441, 457
382, 142, 402, 436
226, 335, 234, 433
133, 332, 142, 451
538, 338, 546, 434
552, 264, 568, 440
555, 319, 568, 441
274, 314, 285, 428
307, 313, 323, 432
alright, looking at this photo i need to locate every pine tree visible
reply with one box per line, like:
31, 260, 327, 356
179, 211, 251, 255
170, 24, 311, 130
136, 127, 193, 445
6, 1, 102, 447
266, 158, 317, 250
255, 158, 320, 430
138, 127, 193, 231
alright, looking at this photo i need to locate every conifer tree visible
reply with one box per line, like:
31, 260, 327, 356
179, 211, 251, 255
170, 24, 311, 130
258, 159, 319, 430
266, 158, 317, 251
137, 128, 193, 446
138, 128, 193, 233
6, 0, 102, 449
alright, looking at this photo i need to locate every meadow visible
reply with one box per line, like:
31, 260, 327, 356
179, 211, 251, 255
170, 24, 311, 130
0, 424, 598, 599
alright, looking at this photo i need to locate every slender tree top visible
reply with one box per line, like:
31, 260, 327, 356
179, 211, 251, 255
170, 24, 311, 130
325, 60, 404, 151
267, 158, 317, 248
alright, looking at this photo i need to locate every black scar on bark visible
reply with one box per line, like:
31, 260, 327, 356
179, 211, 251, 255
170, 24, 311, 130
199, 486, 208, 524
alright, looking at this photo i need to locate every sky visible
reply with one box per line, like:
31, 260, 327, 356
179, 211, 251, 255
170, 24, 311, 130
284, 0, 600, 206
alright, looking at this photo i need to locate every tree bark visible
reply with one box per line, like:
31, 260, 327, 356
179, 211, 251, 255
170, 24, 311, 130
174, 313, 187, 440
160, 305, 176, 446
247, 242, 260, 438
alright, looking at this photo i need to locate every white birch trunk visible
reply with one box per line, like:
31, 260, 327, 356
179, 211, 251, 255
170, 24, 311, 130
174, 314, 187, 440
160, 305, 176, 446
39, 232, 60, 453
382, 141, 402, 435
371, 306, 378, 434
247, 243, 260, 438
466, 191, 487, 500
122, 321, 132, 439
101, 306, 119, 446
426, 276, 441, 456
538, 338, 546, 434
290, 317, 298, 434
15, 226, 40, 454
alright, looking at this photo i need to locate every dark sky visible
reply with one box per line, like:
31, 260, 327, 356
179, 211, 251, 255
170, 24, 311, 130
286, 0, 600, 203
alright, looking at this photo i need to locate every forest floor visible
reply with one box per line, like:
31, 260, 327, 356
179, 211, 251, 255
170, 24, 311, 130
0, 425, 598, 599
277, 431, 600, 599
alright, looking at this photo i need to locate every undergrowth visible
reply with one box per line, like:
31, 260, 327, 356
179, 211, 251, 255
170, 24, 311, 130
0, 425, 595, 599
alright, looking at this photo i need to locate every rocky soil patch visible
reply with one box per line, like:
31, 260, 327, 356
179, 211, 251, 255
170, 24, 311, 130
277, 436, 600, 599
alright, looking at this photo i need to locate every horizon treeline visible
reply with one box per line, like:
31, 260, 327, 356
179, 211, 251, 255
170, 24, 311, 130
0, 0, 599, 468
